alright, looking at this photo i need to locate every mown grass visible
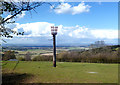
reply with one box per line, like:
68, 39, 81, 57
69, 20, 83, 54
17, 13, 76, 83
2, 61, 118, 83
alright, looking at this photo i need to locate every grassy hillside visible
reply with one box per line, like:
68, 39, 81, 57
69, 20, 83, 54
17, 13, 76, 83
2, 61, 118, 84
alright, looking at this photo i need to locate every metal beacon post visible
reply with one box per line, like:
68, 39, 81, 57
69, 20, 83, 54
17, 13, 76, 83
51, 26, 58, 67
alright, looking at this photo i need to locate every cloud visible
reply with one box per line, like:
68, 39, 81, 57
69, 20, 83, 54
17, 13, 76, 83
5, 15, 13, 22
17, 11, 26, 19
60, 25, 118, 39
53, 2, 91, 15
13, 22, 54, 37
67, 26, 89, 38
5, 22, 118, 45
5, 11, 26, 23
12, 22, 118, 40
90, 29, 118, 39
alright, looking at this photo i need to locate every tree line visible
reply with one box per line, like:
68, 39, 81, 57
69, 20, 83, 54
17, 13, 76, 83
15, 45, 120, 63
2, 45, 120, 63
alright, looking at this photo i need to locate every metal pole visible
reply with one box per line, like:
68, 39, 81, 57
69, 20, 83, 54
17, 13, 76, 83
53, 34, 56, 67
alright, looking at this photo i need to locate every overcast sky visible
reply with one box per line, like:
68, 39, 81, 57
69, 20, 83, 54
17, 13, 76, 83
3, 2, 118, 46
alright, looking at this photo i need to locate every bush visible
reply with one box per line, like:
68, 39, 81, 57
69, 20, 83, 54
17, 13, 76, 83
31, 45, 119, 63
32, 55, 52, 61
57, 46, 119, 63
17, 57, 25, 61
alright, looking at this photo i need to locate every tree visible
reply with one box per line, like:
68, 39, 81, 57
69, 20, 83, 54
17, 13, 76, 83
90, 40, 106, 48
2, 50, 16, 61
24, 52, 32, 61
0, 1, 44, 38
0, 0, 60, 39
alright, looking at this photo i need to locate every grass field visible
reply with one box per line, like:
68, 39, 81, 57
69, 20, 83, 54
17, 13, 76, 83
2, 61, 118, 83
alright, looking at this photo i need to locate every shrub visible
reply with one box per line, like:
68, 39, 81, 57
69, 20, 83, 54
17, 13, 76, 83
31, 45, 119, 63
32, 55, 52, 61
57, 46, 119, 63
17, 57, 25, 61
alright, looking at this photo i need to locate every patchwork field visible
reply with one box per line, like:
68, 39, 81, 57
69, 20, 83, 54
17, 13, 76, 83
2, 61, 118, 83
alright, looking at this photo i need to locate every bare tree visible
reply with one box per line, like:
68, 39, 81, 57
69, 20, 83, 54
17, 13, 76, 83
0, 0, 60, 39
24, 52, 32, 61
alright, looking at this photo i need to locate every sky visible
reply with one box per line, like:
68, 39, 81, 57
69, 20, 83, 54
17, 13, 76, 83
3, 2, 118, 46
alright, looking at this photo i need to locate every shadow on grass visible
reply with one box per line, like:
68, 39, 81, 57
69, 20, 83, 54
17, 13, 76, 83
2, 73, 33, 84
2, 72, 118, 85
